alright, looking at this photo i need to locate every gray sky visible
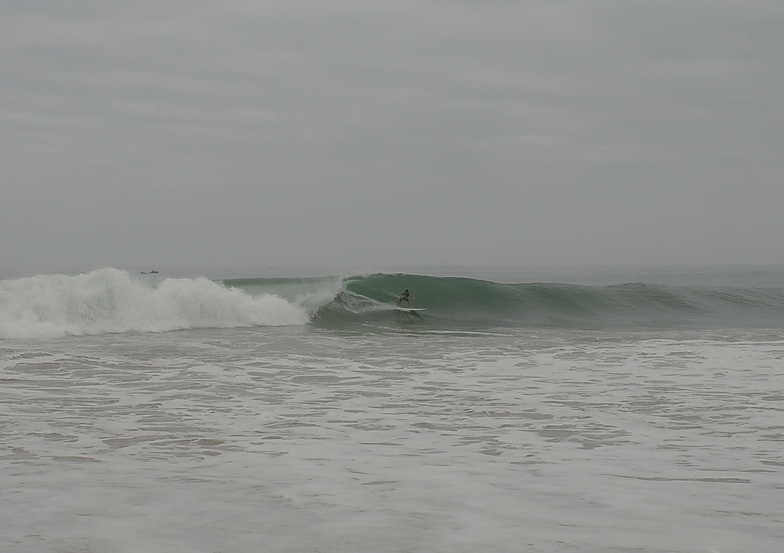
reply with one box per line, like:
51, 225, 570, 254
2, 0, 783, 270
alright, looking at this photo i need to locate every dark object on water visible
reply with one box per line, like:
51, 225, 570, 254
141, 270, 159, 274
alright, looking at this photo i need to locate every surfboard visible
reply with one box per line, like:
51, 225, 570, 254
395, 306, 425, 312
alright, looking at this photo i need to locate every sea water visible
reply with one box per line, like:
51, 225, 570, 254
1, 267, 783, 552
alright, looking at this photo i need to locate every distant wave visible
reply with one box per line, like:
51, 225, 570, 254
3, 270, 784, 339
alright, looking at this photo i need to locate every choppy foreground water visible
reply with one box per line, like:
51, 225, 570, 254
2, 324, 782, 553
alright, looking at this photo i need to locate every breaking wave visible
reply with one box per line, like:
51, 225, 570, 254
0, 269, 309, 339
3, 269, 784, 339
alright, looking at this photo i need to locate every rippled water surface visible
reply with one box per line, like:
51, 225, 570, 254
2, 326, 783, 552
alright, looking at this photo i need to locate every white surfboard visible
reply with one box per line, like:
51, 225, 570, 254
395, 306, 425, 312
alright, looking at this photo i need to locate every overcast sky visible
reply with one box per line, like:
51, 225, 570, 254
2, 0, 783, 270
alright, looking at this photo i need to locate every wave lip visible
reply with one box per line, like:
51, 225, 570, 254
0, 269, 309, 339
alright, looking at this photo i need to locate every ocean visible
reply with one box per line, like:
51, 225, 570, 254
1, 266, 783, 552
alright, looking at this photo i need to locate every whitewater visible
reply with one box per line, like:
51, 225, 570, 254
1, 267, 783, 552
0, 269, 311, 339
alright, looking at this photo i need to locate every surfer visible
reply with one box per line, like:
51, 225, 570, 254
398, 289, 413, 307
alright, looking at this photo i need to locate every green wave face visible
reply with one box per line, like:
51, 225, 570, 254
226, 273, 784, 331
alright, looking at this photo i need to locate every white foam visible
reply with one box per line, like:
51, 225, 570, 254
0, 268, 309, 339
